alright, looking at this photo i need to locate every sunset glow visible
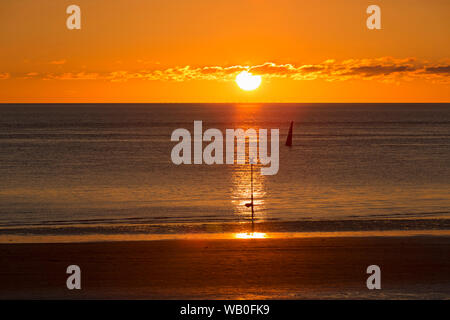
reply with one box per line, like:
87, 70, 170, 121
0, 0, 448, 103
0, 0, 449, 303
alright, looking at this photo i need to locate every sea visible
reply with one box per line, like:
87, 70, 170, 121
0, 103, 449, 242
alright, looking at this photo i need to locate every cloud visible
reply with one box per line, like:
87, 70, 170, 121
8, 57, 450, 84
0, 73, 10, 80
103, 58, 449, 84
43, 72, 101, 80
424, 65, 450, 74
18, 72, 40, 79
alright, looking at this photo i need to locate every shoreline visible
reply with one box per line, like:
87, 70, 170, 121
0, 235, 449, 299
0, 229, 449, 244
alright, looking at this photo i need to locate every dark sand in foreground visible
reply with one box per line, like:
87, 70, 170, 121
0, 236, 449, 299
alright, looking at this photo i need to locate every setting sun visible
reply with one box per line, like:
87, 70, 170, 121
234, 232, 267, 239
235, 71, 262, 91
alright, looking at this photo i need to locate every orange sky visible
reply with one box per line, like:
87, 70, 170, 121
0, 0, 449, 102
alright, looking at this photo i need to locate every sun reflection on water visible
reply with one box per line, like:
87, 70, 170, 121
229, 108, 268, 233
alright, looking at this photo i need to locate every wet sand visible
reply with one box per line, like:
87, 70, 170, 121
0, 236, 449, 299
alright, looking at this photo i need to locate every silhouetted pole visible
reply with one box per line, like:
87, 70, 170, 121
251, 162, 254, 233
245, 160, 255, 233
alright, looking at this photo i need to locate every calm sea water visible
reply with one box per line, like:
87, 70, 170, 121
0, 103, 449, 238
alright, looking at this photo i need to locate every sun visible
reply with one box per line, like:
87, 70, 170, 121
235, 71, 262, 91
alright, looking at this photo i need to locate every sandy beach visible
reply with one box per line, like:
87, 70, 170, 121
0, 236, 449, 299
